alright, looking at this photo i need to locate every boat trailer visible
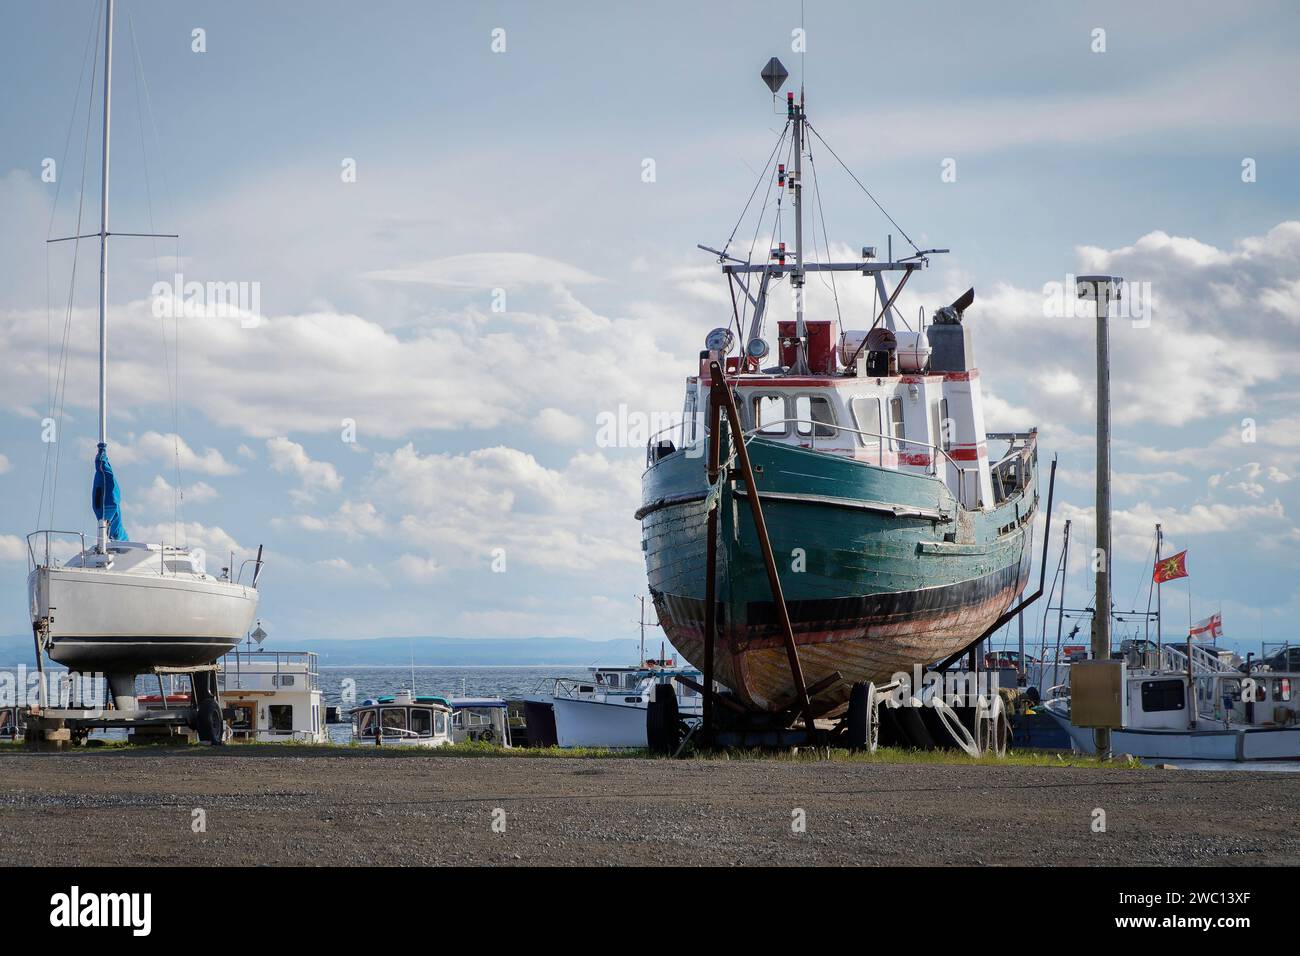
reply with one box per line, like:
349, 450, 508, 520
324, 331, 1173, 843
645, 362, 1057, 755
20, 664, 228, 749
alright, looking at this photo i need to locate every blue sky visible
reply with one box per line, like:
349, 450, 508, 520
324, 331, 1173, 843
1, 0, 1297, 657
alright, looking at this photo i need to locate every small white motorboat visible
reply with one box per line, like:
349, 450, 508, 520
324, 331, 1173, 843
530, 660, 705, 749
448, 697, 513, 746
351, 692, 454, 748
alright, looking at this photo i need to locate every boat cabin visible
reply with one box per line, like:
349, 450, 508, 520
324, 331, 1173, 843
654, 315, 1035, 514
352, 692, 453, 747
217, 649, 327, 743
449, 697, 512, 746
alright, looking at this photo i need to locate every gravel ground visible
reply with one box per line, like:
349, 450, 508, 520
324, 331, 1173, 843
1, 747, 1296, 866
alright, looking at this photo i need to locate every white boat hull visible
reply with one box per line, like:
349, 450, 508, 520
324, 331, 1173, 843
552, 696, 654, 749
30, 566, 258, 672
1042, 701, 1300, 762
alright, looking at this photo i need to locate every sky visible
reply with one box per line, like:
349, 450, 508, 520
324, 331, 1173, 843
0, 0, 1297, 657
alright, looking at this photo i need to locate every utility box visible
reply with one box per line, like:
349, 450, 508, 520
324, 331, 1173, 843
1069, 660, 1126, 728
778, 320, 836, 374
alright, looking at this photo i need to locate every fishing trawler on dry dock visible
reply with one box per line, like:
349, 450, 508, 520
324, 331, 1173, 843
639, 58, 1044, 735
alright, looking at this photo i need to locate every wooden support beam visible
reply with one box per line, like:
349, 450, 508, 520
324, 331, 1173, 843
708, 362, 817, 736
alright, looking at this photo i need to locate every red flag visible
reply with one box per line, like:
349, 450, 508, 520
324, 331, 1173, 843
1153, 550, 1188, 584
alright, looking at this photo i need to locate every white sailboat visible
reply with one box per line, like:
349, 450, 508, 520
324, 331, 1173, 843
26, 0, 260, 713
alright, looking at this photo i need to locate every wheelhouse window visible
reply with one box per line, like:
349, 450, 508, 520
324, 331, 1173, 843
1140, 679, 1186, 713
435, 712, 447, 736
409, 708, 433, 737
794, 395, 836, 438
752, 394, 787, 435
381, 708, 408, 734
850, 397, 882, 453
356, 709, 377, 738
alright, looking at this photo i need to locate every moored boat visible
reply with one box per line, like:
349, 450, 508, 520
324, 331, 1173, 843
1042, 642, 1300, 762
351, 692, 454, 748
530, 661, 705, 749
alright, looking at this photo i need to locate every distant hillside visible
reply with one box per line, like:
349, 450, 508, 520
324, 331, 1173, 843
0, 634, 675, 668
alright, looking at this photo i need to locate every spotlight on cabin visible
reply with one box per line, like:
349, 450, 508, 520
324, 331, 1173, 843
746, 337, 770, 362
705, 327, 735, 355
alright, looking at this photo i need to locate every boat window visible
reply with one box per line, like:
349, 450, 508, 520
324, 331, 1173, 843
888, 397, 906, 451
409, 708, 433, 736
435, 711, 447, 736
683, 387, 698, 445
1278, 678, 1292, 702
356, 709, 377, 738
850, 397, 882, 452
268, 705, 293, 732
752, 394, 787, 435
381, 708, 408, 734
939, 398, 952, 450
794, 395, 836, 438
1139, 679, 1186, 713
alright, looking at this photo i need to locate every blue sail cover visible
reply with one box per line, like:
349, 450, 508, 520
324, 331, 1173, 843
92, 442, 127, 541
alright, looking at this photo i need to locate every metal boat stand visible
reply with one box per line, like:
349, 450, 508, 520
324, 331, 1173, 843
22, 663, 225, 749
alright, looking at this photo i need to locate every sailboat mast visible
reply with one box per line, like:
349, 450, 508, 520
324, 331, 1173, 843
96, 0, 114, 552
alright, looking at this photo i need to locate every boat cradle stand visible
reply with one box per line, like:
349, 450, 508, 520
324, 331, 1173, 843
21, 664, 226, 750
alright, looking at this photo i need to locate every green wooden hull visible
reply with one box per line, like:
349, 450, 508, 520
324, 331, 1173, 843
639, 437, 1037, 711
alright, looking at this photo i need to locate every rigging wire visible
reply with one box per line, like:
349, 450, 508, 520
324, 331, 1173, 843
720, 120, 790, 262
127, 10, 186, 544
805, 140, 843, 340
44, 2, 104, 532
38, 4, 102, 532
805, 121, 921, 256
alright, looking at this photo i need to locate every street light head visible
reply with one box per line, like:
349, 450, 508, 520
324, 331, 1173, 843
1076, 274, 1124, 301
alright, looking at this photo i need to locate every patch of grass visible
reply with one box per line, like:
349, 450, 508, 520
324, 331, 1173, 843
690, 745, 1144, 769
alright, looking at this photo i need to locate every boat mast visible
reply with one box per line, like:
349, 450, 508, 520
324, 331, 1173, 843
96, 0, 114, 553
790, 88, 809, 374
1155, 522, 1163, 654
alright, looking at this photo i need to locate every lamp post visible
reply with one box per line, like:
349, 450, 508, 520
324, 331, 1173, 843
1077, 274, 1123, 759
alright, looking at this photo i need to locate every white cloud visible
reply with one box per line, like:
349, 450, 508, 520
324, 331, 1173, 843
110, 432, 241, 476
363, 252, 602, 289
265, 437, 343, 504
138, 475, 219, 516
0, 453, 10, 474
393, 553, 442, 581
0, 534, 26, 562
130, 521, 250, 562
352, 443, 643, 574
534, 407, 587, 444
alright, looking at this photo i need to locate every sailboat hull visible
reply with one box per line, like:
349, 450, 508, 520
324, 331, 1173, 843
640, 437, 1035, 712
29, 567, 257, 672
